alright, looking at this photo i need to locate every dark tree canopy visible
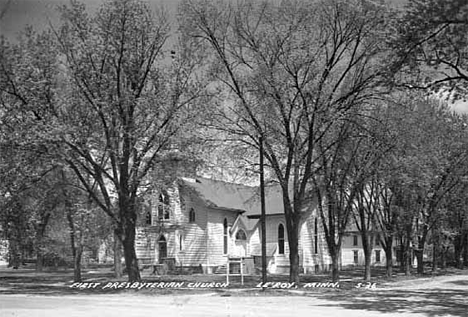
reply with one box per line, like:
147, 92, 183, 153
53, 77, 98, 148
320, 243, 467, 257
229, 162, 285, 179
390, 0, 468, 100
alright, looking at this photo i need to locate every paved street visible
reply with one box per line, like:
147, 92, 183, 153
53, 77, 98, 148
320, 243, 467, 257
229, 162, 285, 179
1, 274, 467, 317
0, 293, 433, 317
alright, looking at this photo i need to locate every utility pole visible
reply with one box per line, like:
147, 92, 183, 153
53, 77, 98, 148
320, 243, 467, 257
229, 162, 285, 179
260, 136, 267, 284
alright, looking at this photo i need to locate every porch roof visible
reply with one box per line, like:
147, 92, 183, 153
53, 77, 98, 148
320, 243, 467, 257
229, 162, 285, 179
231, 214, 259, 232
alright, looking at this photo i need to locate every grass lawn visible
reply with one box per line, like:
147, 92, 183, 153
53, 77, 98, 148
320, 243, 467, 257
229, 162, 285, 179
1, 264, 467, 296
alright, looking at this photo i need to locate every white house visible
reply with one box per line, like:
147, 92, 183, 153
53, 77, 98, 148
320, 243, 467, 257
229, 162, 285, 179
341, 229, 387, 267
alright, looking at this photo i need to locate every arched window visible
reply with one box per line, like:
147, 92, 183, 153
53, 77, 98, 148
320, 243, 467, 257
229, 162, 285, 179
158, 191, 170, 220
189, 208, 195, 223
235, 229, 247, 241
158, 235, 167, 263
278, 224, 285, 255
223, 218, 228, 254
159, 191, 170, 205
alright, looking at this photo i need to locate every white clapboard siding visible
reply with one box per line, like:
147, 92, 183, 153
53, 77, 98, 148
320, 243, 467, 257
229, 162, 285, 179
206, 209, 238, 266
178, 199, 209, 266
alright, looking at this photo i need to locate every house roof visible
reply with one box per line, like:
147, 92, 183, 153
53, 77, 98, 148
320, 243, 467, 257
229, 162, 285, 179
179, 177, 284, 216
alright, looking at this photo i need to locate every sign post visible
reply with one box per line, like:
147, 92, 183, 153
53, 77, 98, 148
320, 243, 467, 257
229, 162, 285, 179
260, 136, 267, 285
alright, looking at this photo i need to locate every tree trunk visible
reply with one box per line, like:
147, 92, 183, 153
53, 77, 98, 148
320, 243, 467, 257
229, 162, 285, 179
432, 241, 437, 273
416, 227, 428, 275
35, 214, 50, 272
441, 247, 447, 270
453, 234, 462, 269
113, 230, 122, 278
8, 239, 20, 269
331, 252, 340, 282
415, 249, 424, 274
122, 238, 140, 282
361, 234, 372, 281
383, 238, 393, 277
35, 234, 44, 272
363, 249, 372, 281
399, 239, 404, 272
122, 217, 140, 282
66, 204, 81, 282
74, 246, 82, 282
289, 238, 300, 283
282, 191, 301, 284
36, 251, 44, 271
403, 238, 411, 275
463, 233, 468, 268
385, 248, 393, 277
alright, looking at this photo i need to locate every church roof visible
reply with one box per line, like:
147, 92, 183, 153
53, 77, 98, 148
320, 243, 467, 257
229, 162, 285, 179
178, 177, 284, 216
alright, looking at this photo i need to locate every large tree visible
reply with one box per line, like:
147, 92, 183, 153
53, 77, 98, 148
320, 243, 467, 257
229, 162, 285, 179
349, 105, 395, 281
374, 94, 468, 275
312, 101, 392, 282
0, 0, 207, 281
180, 0, 389, 282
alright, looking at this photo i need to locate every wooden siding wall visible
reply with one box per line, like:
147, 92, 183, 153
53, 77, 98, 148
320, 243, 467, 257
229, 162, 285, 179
178, 187, 208, 266
135, 227, 157, 262
206, 209, 238, 266
248, 215, 290, 273
248, 223, 260, 253
301, 214, 332, 273
135, 184, 210, 267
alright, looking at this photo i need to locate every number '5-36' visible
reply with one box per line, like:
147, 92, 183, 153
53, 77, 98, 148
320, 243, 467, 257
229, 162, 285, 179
355, 282, 376, 289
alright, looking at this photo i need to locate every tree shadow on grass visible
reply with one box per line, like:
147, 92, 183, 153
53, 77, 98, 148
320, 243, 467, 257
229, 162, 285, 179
0, 269, 119, 296
315, 288, 468, 317
446, 279, 468, 286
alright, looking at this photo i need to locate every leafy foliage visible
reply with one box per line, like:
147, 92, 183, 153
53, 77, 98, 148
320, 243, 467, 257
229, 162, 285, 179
0, 0, 208, 281
180, 0, 390, 282
390, 0, 468, 100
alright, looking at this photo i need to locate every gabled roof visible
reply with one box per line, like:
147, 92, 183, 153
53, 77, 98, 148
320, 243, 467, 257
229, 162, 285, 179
231, 214, 258, 232
178, 177, 284, 216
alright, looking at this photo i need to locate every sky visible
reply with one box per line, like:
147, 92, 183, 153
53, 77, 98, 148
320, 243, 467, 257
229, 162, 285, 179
0, 0, 180, 39
1, 0, 467, 114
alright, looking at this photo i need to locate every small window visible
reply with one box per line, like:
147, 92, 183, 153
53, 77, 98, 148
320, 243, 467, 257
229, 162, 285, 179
375, 234, 380, 247
189, 208, 195, 223
235, 229, 247, 241
314, 218, 318, 254
278, 224, 285, 255
375, 250, 381, 263
353, 235, 358, 246
179, 234, 183, 251
353, 250, 359, 264
145, 211, 152, 225
223, 219, 228, 254
158, 204, 164, 220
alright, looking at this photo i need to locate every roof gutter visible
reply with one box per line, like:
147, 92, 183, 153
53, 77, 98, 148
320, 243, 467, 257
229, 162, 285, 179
210, 206, 246, 214
247, 213, 283, 219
